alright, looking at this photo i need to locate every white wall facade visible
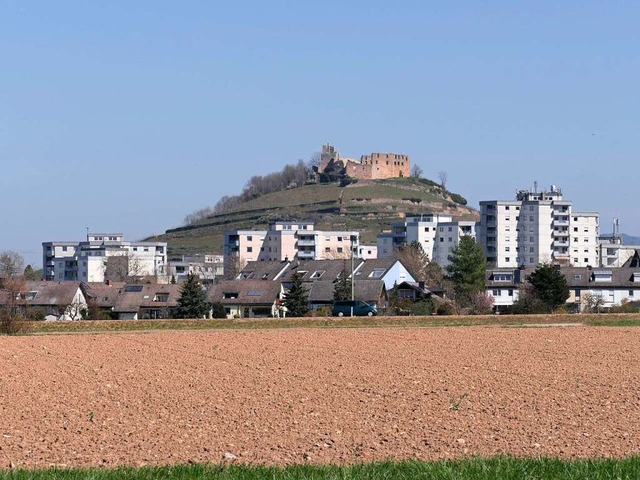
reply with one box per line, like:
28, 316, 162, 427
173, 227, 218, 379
43, 234, 167, 282
478, 187, 599, 268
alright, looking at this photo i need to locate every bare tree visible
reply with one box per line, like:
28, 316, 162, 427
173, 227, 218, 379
411, 164, 424, 178
0, 251, 25, 278
438, 171, 448, 191
103, 254, 146, 282
308, 151, 322, 170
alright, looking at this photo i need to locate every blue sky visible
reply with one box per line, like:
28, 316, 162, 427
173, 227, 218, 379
1, 1, 638, 267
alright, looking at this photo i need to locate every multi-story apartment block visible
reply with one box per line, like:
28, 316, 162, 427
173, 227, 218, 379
167, 254, 224, 283
224, 221, 360, 274
43, 233, 167, 282
477, 185, 599, 268
377, 214, 476, 268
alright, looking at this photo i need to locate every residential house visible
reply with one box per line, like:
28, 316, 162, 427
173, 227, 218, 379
207, 280, 283, 319
112, 284, 181, 320
0, 281, 87, 320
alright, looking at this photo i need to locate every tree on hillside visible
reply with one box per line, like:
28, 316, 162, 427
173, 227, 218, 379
411, 164, 424, 178
0, 251, 24, 278
283, 273, 309, 317
446, 236, 486, 307
438, 171, 448, 191
174, 273, 210, 319
527, 264, 570, 313
333, 271, 352, 301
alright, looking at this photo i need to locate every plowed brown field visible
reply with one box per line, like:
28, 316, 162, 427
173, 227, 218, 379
1, 326, 639, 469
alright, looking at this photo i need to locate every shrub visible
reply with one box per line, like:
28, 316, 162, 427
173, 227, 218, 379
210, 302, 227, 319
0, 308, 28, 335
449, 193, 468, 205
436, 300, 457, 316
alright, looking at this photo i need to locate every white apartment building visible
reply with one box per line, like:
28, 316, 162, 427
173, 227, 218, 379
167, 254, 224, 283
224, 221, 360, 273
43, 233, 168, 282
377, 214, 475, 268
477, 185, 599, 268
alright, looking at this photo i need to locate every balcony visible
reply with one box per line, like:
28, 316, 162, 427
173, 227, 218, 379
297, 240, 316, 247
298, 250, 315, 259
553, 231, 569, 237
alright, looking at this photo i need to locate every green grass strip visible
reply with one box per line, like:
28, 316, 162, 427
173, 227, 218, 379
3, 457, 640, 480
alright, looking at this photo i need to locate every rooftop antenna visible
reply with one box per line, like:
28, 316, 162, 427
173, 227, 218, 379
86, 226, 89, 240
533, 180, 538, 193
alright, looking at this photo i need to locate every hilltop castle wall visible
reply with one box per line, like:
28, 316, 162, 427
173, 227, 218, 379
319, 143, 410, 180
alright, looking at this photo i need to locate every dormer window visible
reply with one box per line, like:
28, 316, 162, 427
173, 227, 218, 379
592, 270, 612, 282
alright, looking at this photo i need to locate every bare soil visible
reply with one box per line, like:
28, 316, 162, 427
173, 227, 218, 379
1, 326, 639, 469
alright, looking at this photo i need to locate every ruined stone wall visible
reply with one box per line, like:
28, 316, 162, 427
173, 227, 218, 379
360, 153, 410, 179
319, 144, 411, 180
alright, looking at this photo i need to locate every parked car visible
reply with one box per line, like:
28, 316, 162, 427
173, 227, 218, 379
332, 300, 377, 317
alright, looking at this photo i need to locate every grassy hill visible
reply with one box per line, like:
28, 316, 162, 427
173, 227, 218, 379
146, 177, 479, 256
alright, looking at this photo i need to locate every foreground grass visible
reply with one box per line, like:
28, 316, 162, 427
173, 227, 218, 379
3, 457, 640, 480
19, 313, 640, 335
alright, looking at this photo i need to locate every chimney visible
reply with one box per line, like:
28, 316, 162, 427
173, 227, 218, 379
106, 280, 113, 286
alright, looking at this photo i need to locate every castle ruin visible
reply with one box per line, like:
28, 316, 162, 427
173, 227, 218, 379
319, 143, 410, 180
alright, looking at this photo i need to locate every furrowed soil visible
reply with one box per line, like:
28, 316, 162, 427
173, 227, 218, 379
1, 326, 639, 469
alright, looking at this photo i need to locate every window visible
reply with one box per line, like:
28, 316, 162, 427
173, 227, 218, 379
529, 216, 534, 221
505, 246, 510, 252
574, 217, 578, 221
529, 206, 534, 211
26, 291, 38, 300
505, 257, 510, 262
223, 292, 238, 299
144, 247, 149, 252
424, 227, 429, 232
153, 293, 169, 302
574, 274, 582, 280
629, 290, 634, 297
584, 238, 588, 242
337, 236, 343, 242
337, 247, 343, 253
573, 237, 579, 242
310, 270, 325, 279
448, 226, 453, 232
505, 216, 510, 221
62, 246, 68, 252
529, 247, 534, 253
325, 247, 330, 253
574, 227, 578, 232
247, 236, 253, 241
448, 237, 452, 242
492, 289, 500, 296
369, 268, 386, 278
247, 247, 253, 253
505, 206, 510, 210
529, 236, 534, 242
133, 247, 138, 252
124, 285, 143, 292
439, 237, 444, 242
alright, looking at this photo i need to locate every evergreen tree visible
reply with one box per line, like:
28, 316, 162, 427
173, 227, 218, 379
174, 273, 210, 319
210, 301, 227, 319
283, 273, 309, 317
333, 271, 352, 301
170, 274, 177, 284
446, 236, 486, 305
23, 265, 37, 281
527, 264, 570, 312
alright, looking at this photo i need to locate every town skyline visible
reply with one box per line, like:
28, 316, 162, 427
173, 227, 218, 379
2, 2, 639, 267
